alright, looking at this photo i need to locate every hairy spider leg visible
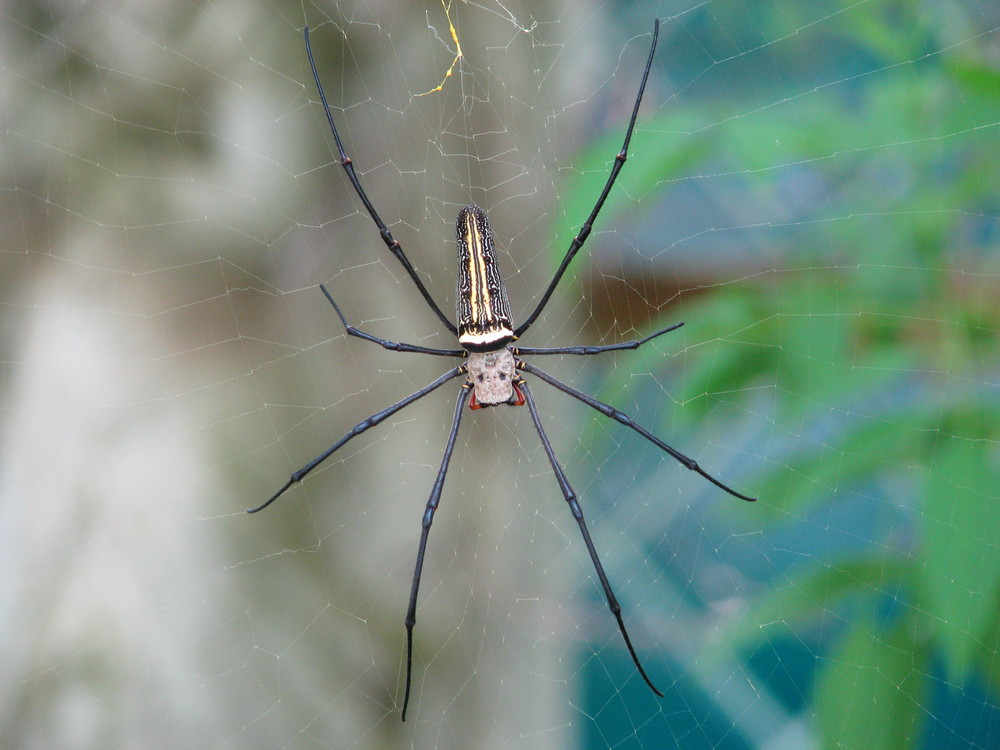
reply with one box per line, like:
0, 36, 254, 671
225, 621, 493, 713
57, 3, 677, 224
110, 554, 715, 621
518, 360, 757, 503
519, 379, 665, 697
514, 19, 661, 338
401, 384, 471, 720
305, 26, 457, 336
248, 368, 465, 514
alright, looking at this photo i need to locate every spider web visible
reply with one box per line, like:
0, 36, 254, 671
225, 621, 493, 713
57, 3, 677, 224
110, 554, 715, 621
2, 1, 999, 748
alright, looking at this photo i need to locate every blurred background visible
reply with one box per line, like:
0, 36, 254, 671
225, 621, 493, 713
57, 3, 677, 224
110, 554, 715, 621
1, 0, 998, 748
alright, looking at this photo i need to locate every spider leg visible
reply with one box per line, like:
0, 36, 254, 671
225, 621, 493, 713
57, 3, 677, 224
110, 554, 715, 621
247, 367, 466, 514
304, 27, 458, 336
320, 284, 464, 357
514, 20, 660, 338
518, 361, 757, 502
518, 379, 664, 698
514, 321, 683, 356
402, 383, 472, 721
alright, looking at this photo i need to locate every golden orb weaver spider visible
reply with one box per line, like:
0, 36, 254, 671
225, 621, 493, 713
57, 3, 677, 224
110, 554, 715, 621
250, 20, 756, 721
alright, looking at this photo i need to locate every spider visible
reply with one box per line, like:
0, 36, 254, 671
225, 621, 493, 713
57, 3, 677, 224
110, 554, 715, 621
251, 20, 755, 721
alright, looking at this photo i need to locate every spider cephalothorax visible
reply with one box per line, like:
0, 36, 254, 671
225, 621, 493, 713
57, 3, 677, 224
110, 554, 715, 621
252, 20, 755, 722
465, 348, 522, 408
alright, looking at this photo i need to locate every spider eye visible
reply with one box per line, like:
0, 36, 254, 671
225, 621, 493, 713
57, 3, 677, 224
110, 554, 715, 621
477, 374, 485, 382
499, 373, 507, 381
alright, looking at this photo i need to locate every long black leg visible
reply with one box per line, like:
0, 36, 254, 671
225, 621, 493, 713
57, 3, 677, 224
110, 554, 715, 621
514, 20, 660, 338
402, 383, 471, 721
248, 368, 466, 514
514, 321, 683, 356
319, 284, 464, 357
519, 361, 757, 502
304, 27, 458, 336
518, 379, 664, 698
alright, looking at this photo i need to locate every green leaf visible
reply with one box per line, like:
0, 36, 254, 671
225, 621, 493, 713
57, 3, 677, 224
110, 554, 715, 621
750, 408, 927, 518
920, 425, 1000, 681
815, 615, 929, 750
709, 556, 910, 661
976, 598, 1000, 699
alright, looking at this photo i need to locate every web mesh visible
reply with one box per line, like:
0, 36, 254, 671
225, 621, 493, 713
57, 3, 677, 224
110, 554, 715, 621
1, 1, 998, 749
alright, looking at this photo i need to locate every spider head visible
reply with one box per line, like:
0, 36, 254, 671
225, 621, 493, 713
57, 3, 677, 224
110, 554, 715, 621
466, 348, 521, 409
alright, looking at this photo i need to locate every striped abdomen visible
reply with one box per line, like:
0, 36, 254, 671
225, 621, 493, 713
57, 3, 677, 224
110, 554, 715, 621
456, 205, 514, 352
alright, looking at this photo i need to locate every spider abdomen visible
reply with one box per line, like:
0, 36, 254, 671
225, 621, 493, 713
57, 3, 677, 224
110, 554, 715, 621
456, 205, 514, 352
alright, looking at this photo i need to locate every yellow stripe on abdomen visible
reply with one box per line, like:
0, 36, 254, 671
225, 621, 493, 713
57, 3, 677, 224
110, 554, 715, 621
456, 205, 514, 352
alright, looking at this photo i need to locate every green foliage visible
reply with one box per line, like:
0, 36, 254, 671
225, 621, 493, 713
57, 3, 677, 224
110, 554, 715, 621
558, 2, 1000, 746
922, 420, 1000, 682
814, 616, 930, 750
